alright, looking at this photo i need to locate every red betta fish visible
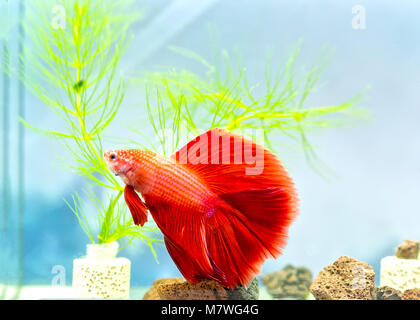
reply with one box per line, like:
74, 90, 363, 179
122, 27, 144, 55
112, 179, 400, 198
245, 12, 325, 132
104, 128, 298, 288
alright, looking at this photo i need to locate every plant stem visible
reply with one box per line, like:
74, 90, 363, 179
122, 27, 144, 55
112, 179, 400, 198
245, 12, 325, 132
115, 189, 123, 202
72, 6, 102, 165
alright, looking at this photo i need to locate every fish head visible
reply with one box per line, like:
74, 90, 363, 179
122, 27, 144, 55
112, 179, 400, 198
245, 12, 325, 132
104, 149, 138, 185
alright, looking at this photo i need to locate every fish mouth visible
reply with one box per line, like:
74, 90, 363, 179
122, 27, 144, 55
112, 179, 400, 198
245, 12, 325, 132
114, 165, 136, 178
107, 165, 120, 177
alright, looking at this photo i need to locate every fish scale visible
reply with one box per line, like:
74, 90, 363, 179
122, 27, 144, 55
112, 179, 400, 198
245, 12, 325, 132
145, 152, 214, 212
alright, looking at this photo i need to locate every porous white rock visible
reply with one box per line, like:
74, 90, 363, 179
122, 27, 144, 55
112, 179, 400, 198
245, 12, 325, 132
73, 242, 131, 299
380, 256, 420, 292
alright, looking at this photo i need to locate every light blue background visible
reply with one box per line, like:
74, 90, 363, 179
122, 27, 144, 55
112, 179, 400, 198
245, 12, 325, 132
1, 0, 419, 287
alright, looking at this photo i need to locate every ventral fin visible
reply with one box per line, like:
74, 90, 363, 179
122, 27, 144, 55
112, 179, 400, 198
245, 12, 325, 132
124, 185, 148, 226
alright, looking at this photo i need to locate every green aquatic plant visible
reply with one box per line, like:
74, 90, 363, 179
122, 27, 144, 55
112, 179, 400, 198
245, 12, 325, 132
64, 190, 159, 260
133, 43, 367, 174
2, 0, 160, 254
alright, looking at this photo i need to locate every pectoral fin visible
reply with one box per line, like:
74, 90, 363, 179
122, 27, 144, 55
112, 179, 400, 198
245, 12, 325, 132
124, 185, 148, 226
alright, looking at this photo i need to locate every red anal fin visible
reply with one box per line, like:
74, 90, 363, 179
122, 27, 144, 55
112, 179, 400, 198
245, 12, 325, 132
163, 235, 218, 284
124, 185, 148, 226
146, 191, 296, 289
144, 198, 218, 283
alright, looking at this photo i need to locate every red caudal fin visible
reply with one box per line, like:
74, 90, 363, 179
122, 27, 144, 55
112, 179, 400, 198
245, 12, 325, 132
219, 187, 297, 258
202, 186, 298, 288
154, 128, 299, 288
124, 185, 148, 226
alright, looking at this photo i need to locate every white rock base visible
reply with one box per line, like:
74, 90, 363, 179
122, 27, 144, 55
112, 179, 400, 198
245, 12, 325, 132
380, 256, 420, 292
73, 242, 131, 299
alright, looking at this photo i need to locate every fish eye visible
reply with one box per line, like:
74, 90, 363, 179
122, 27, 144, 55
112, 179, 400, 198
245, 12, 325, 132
110, 153, 117, 161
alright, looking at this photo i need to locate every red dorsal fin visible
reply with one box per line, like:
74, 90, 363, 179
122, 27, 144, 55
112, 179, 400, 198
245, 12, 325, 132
124, 185, 148, 226
171, 128, 298, 196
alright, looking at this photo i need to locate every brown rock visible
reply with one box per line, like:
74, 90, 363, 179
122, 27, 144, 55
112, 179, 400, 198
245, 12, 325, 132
310, 256, 376, 300
142, 277, 259, 300
261, 265, 312, 299
227, 278, 259, 300
142, 287, 160, 300
142, 277, 184, 300
376, 286, 402, 300
157, 279, 228, 300
395, 240, 419, 259
402, 288, 420, 300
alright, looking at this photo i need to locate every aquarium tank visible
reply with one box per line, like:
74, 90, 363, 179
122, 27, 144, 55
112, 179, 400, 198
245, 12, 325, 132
0, 0, 419, 301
